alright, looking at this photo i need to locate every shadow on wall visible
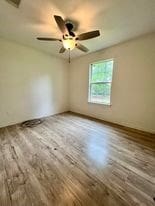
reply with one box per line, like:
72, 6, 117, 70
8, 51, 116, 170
28, 75, 53, 117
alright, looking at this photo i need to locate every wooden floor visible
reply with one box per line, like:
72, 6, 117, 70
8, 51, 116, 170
0, 112, 155, 206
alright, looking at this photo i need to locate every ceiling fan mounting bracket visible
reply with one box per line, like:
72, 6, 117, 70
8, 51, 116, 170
65, 22, 74, 31
65, 22, 76, 37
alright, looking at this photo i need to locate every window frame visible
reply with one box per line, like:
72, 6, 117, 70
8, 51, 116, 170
88, 58, 114, 106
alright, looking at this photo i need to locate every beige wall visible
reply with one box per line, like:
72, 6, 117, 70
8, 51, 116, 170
69, 33, 155, 133
0, 33, 155, 133
0, 38, 69, 128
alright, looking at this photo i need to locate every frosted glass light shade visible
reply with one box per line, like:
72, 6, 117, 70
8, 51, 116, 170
63, 39, 75, 50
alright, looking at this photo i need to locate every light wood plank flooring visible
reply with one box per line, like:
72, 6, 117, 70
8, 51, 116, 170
0, 112, 155, 206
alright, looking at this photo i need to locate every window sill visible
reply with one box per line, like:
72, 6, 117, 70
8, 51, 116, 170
88, 101, 112, 106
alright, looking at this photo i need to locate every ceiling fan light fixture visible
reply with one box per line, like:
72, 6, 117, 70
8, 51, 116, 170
37, 15, 100, 55
63, 38, 76, 50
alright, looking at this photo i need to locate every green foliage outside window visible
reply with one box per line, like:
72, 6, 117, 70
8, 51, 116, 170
91, 60, 113, 82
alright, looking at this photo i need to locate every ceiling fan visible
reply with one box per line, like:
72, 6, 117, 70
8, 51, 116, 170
37, 15, 100, 61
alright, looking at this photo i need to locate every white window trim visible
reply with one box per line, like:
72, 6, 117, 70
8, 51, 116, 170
88, 58, 114, 106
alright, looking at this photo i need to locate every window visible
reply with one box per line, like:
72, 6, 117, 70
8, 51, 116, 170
88, 59, 114, 105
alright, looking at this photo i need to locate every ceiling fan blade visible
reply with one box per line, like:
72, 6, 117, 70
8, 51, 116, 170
37, 37, 60, 41
54, 15, 69, 35
77, 30, 100, 41
59, 47, 66, 53
76, 43, 89, 52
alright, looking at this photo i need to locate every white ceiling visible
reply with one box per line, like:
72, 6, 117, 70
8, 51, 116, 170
0, 0, 155, 59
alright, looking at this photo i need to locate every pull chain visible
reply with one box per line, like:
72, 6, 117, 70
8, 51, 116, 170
69, 49, 71, 63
